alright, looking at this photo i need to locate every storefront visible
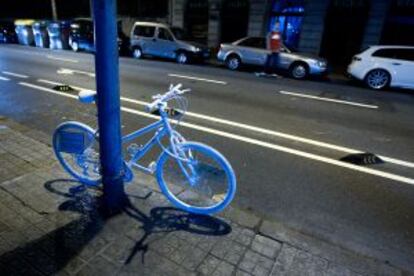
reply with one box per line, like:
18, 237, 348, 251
172, 0, 413, 59
268, 0, 305, 49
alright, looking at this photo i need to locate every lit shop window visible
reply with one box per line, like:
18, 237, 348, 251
268, 0, 305, 49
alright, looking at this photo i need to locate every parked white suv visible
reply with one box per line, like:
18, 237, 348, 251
347, 45, 414, 90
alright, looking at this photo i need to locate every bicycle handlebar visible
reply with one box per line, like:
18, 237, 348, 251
145, 83, 190, 113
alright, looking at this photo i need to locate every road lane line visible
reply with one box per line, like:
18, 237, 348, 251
2, 71, 29, 79
19, 82, 78, 99
17, 81, 414, 186
47, 55, 79, 63
280, 90, 379, 109
35, 78, 414, 169
57, 68, 95, 77
168, 74, 227, 85
0, 76, 10, 81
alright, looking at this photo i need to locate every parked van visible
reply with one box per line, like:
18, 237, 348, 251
130, 22, 210, 64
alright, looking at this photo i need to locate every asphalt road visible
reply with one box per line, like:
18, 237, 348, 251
1, 44, 414, 270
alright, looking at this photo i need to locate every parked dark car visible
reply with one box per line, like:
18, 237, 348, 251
0, 20, 17, 43
69, 18, 129, 54
32, 20, 50, 48
15, 19, 35, 46
47, 21, 71, 50
69, 18, 94, 52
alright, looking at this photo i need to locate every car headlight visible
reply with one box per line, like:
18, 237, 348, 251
192, 47, 201, 52
317, 61, 327, 68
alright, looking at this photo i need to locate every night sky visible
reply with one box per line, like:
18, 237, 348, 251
0, 0, 169, 20
0, 0, 91, 19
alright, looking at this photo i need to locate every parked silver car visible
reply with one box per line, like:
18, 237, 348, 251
217, 37, 328, 79
130, 22, 210, 64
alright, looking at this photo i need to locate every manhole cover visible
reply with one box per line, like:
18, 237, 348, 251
151, 108, 183, 119
53, 85, 75, 92
340, 153, 384, 165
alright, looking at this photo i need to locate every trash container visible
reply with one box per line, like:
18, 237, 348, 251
32, 21, 49, 48
48, 21, 71, 50
14, 19, 35, 46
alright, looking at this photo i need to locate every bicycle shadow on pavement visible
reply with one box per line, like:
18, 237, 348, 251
0, 178, 231, 274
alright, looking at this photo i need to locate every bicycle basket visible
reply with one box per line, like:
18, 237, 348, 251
55, 130, 90, 154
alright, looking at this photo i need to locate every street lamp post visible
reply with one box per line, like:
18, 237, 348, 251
51, 0, 58, 20
92, 0, 126, 213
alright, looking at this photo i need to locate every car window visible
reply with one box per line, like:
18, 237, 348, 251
133, 26, 155, 38
171, 27, 190, 40
158, 28, 174, 41
373, 48, 414, 61
395, 49, 414, 62
238, 38, 266, 49
372, 49, 397, 59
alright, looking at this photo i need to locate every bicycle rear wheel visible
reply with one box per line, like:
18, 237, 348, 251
53, 122, 101, 186
156, 142, 236, 214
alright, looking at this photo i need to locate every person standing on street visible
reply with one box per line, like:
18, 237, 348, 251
257, 22, 282, 77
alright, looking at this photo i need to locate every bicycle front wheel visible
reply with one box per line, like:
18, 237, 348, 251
53, 122, 101, 186
156, 142, 236, 214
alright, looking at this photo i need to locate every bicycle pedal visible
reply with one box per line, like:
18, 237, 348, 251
148, 161, 157, 174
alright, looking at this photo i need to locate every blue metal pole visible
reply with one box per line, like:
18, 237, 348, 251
93, 0, 126, 212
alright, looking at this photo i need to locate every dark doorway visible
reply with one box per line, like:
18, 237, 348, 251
185, 0, 209, 43
221, 0, 250, 43
381, 1, 414, 46
320, 0, 370, 69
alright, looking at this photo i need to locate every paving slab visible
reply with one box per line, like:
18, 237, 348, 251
0, 118, 409, 276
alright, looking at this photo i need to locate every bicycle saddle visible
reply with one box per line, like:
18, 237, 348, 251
78, 90, 97, 104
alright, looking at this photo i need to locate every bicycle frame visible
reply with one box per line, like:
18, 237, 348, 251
120, 107, 198, 186
121, 109, 173, 174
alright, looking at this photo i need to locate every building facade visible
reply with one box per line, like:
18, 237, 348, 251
119, 0, 414, 67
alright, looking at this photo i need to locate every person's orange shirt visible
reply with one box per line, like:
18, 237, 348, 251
268, 31, 281, 53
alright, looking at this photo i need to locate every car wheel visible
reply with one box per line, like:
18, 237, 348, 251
290, 62, 308, 80
132, 47, 142, 59
226, 55, 241, 70
364, 69, 390, 90
176, 51, 189, 64
71, 41, 79, 52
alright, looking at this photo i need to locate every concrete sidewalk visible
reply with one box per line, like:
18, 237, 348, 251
0, 117, 408, 275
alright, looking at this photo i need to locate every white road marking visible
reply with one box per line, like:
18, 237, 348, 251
168, 74, 227, 85
19, 82, 78, 99
47, 55, 79, 63
18, 81, 414, 186
35, 78, 414, 169
57, 68, 95, 77
2, 71, 29, 78
280, 90, 379, 109
0, 76, 10, 81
